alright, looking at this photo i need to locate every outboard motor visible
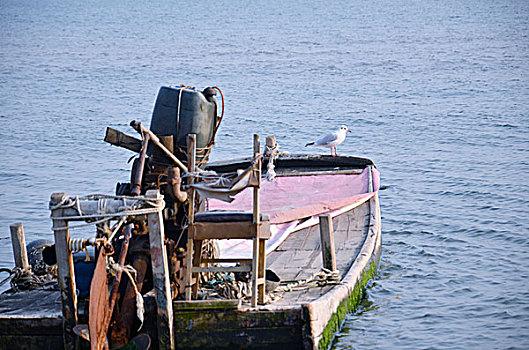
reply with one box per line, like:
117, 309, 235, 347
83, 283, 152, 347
149, 86, 220, 166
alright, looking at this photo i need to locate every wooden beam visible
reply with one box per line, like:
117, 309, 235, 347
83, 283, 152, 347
319, 214, 336, 271
146, 189, 174, 350
173, 299, 241, 311
191, 265, 251, 273
185, 134, 196, 301
9, 222, 29, 269
104, 127, 142, 153
251, 134, 261, 307
130, 121, 188, 172
50, 193, 78, 350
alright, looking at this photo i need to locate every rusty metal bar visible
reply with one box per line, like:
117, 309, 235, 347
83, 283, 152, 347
131, 132, 150, 197
98, 223, 133, 347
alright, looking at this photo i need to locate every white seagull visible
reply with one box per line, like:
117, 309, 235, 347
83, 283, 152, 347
305, 125, 351, 157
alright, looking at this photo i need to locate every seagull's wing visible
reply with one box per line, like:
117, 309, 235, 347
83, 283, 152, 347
315, 132, 339, 146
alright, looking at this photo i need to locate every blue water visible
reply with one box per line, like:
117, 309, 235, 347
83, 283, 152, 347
1, 1, 528, 348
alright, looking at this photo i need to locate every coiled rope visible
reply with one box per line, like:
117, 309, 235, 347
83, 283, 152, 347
0, 267, 58, 292
275, 268, 341, 292
50, 194, 163, 231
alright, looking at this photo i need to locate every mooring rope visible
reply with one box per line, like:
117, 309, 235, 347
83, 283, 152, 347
0, 267, 58, 292
275, 268, 341, 292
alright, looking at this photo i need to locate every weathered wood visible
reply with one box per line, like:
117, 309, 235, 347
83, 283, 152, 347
258, 238, 266, 305
130, 120, 187, 172
191, 265, 251, 273
319, 214, 336, 271
275, 168, 364, 176
173, 327, 304, 349
173, 299, 241, 311
104, 127, 142, 153
302, 195, 382, 349
146, 189, 174, 350
191, 221, 270, 240
0, 335, 64, 349
202, 258, 252, 264
251, 134, 261, 307
9, 222, 29, 269
185, 134, 196, 301
50, 192, 78, 350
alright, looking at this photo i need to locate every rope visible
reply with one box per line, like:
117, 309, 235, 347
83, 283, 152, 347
264, 142, 280, 181
0, 267, 58, 292
275, 268, 341, 292
108, 258, 144, 331
50, 194, 163, 231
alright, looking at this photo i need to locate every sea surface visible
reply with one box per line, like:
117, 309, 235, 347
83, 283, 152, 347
1, 0, 528, 348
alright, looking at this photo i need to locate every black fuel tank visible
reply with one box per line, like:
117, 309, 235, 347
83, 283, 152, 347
150, 86, 217, 164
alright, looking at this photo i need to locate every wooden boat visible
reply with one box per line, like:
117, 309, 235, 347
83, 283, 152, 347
0, 154, 381, 350
171, 153, 382, 349
0, 86, 381, 349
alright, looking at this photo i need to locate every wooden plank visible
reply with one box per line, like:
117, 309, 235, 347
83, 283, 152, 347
258, 238, 266, 304
191, 265, 250, 273
9, 222, 29, 269
146, 189, 174, 350
251, 133, 261, 307
50, 193, 78, 350
319, 214, 336, 271
0, 335, 64, 349
104, 127, 142, 153
173, 300, 241, 311
185, 134, 196, 301
174, 327, 304, 349
0, 316, 62, 335
275, 168, 364, 176
173, 308, 304, 332
130, 121, 187, 172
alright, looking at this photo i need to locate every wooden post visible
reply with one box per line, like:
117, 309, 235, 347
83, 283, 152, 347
146, 189, 174, 350
319, 214, 336, 271
264, 135, 276, 156
185, 134, 196, 301
50, 193, 78, 350
368, 165, 374, 193
9, 222, 29, 269
251, 134, 261, 307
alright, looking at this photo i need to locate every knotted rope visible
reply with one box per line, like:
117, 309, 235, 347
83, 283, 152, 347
275, 268, 341, 292
108, 257, 144, 331
0, 267, 58, 292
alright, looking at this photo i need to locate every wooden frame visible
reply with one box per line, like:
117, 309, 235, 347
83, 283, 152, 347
185, 134, 268, 307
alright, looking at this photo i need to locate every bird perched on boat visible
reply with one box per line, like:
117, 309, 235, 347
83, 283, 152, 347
305, 125, 351, 157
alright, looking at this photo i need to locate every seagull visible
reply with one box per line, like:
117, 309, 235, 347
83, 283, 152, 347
305, 125, 351, 157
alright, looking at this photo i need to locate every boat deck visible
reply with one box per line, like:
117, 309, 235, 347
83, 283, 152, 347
265, 201, 369, 308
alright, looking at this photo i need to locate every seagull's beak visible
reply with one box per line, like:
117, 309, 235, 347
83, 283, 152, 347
347, 130, 351, 133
